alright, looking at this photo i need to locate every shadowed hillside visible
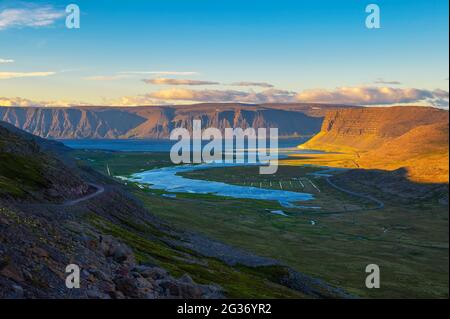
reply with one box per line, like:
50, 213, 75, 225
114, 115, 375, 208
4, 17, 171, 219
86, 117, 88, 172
0, 122, 89, 201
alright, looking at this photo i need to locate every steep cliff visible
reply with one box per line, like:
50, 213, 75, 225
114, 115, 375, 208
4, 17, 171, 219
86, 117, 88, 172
301, 106, 447, 151
300, 106, 449, 183
0, 103, 347, 139
0, 107, 148, 139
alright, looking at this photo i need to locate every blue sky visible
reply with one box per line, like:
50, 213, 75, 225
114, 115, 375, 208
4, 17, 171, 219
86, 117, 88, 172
0, 0, 448, 107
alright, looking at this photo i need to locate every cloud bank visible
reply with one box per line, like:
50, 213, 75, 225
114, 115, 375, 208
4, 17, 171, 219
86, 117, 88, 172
296, 86, 448, 107
1, 86, 447, 108
137, 86, 447, 107
145, 88, 297, 104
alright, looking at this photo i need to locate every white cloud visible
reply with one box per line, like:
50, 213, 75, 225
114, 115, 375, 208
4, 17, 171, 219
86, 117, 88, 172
0, 96, 89, 107
119, 71, 199, 76
84, 74, 131, 81
143, 78, 219, 86
99, 86, 449, 107
296, 86, 449, 107
0, 71, 56, 79
103, 95, 172, 107
230, 81, 274, 88
0, 58, 14, 63
145, 88, 296, 103
0, 4, 65, 30
374, 78, 402, 85
2, 85, 447, 109
0, 96, 36, 107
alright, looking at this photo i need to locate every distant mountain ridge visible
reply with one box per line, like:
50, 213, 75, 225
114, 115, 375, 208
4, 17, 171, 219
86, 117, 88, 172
0, 103, 351, 139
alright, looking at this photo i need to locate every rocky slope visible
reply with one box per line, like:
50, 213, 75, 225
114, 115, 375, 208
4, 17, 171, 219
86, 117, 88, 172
0, 123, 225, 298
0, 122, 351, 299
0, 103, 351, 139
300, 106, 449, 183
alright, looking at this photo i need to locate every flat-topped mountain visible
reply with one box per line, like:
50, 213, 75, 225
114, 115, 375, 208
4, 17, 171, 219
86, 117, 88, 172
0, 103, 352, 139
300, 106, 449, 183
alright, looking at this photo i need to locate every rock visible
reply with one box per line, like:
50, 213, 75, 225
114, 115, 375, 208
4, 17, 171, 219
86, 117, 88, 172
114, 276, 139, 298
112, 291, 125, 299
0, 264, 24, 283
135, 277, 155, 298
87, 289, 111, 299
178, 282, 203, 299
179, 274, 194, 284
158, 279, 181, 297
0, 216, 10, 225
139, 267, 168, 280
99, 235, 116, 256
11, 284, 24, 298
113, 273, 158, 299
22, 269, 33, 281
200, 285, 224, 299
113, 245, 133, 263
87, 268, 110, 281
97, 280, 116, 294
99, 235, 134, 264
31, 247, 49, 258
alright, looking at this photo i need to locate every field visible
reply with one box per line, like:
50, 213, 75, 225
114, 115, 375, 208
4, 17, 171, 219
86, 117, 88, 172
72, 149, 449, 298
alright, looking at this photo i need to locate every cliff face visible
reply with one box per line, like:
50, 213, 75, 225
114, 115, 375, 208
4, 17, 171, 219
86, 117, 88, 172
0, 103, 343, 139
0, 107, 148, 139
300, 106, 449, 183
301, 106, 448, 151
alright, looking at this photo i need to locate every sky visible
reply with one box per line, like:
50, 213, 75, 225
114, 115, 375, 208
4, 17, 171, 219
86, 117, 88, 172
0, 0, 448, 108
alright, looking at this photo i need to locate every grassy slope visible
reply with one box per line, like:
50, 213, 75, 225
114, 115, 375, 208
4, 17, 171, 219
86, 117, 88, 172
0, 125, 87, 201
0, 130, 49, 197
85, 213, 308, 299
74, 150, 449, 298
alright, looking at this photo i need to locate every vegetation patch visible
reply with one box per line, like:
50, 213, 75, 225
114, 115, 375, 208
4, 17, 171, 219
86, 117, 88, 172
86, 213, 308, 298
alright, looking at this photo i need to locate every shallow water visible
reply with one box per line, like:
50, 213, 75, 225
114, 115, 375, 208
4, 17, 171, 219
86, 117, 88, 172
63, 139, 321, 207
128, 163, 314, 207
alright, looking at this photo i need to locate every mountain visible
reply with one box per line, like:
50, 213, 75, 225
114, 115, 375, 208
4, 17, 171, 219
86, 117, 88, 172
0, 103, 352, 139
300, 106, 449, 183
